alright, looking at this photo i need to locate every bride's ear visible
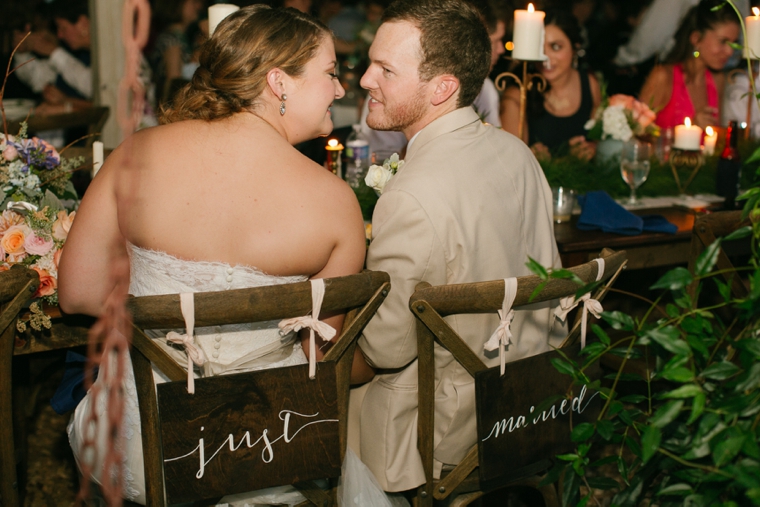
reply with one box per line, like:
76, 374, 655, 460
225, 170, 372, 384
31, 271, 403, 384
265, 68, 287, 101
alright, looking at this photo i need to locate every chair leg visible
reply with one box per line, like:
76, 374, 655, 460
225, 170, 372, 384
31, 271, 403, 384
0, 321, 20, 507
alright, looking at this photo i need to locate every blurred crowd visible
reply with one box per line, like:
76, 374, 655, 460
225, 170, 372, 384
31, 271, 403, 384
1, 0, 760, 156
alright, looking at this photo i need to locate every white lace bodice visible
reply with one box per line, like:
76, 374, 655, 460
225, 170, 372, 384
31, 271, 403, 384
128, 243, 309, 372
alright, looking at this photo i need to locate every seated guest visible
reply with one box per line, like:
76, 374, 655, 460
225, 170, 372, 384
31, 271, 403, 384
351, 0, 563, 492
501, 9, 601, 159
722, 66, 760, 138
639, 0, 739, 130
58, 6, 374, 504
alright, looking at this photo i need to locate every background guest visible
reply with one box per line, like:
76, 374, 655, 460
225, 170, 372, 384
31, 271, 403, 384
639, 0, 740, 130
500, 8, 601, 160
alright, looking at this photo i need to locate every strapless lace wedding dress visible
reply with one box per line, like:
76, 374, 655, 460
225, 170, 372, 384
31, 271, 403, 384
68, 244, 310, 506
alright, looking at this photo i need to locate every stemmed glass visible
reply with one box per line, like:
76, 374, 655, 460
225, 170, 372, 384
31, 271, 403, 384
620, 139, 652, 205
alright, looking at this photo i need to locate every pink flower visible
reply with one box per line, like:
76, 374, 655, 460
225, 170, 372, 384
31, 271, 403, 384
2, 144, 18, 161
31, 267, 57, 298
608, 94, 635, 110
24, 232, 54, 256
52, 210, 75, 241
0, 210, 25, 236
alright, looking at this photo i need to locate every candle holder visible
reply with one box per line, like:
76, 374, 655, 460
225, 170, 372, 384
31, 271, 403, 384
669, 148, 703, 195
494, 60, 547, 140
325, 139, 344, 179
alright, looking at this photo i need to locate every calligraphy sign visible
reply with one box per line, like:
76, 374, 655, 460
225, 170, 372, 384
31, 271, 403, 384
157, 362, 341, 504
475, 345, 601, 491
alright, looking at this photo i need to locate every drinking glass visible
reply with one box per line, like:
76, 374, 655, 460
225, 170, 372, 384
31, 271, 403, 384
551, 187, 576, 223
620, 139, 652, 205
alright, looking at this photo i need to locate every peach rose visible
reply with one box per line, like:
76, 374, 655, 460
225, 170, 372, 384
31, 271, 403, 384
52, 210, 76, 241
24, 232, 54, 256
608, 94, 635, 109
31, 267, 57, 298
0, 210, 25, 236
53, 247, 63, 269
1, 224, 31, 255
0, 243, 5, 261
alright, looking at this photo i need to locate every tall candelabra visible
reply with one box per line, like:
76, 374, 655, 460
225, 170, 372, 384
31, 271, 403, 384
494, 61, 547, 140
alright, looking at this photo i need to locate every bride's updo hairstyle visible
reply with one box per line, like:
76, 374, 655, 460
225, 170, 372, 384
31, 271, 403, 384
160, 5, 330, 124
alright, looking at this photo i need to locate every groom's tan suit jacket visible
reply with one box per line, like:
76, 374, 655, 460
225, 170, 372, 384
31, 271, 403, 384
355, 107, 563, 492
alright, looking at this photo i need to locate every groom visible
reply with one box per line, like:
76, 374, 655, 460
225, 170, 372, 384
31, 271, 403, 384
351, 0, 564, 493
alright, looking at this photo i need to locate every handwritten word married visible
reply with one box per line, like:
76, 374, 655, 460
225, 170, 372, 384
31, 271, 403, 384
482, 385, 598, 441
164, 410, 338, 479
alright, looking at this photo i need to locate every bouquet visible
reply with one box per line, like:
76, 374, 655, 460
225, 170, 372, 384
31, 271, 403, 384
364, 153, 403, 194
585, 94, 658, 142
1, 123, 83, 303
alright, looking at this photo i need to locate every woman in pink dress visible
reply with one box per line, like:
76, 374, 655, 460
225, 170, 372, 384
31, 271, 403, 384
639, 0, 739, 130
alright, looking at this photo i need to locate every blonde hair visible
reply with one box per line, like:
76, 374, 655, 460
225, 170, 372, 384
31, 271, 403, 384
160, 5, 330, 124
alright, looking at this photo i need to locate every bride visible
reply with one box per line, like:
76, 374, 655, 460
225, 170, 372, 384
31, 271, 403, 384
58, 5, 378, 505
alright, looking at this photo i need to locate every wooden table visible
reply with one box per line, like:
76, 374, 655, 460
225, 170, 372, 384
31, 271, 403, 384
555, 207, 698, 269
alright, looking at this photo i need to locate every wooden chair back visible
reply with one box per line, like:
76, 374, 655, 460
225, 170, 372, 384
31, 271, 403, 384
0, 267, 40, 507
410, 249, 627, 506
687, 210, 751, 299
8, 107, 109, 148
126, 270, 390, 506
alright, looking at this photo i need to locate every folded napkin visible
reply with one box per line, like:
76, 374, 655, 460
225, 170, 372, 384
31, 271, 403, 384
577, 191, 678, 235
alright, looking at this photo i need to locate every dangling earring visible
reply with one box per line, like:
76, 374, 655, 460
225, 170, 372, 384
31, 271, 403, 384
280, 94, 287, 116
693, 47, 700, 58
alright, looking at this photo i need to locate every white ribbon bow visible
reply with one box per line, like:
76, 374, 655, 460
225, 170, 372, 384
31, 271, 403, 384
165, 292, 206, 394
484, 277, 518, 376
553, 258, 605, 350
278, 279, 336, 379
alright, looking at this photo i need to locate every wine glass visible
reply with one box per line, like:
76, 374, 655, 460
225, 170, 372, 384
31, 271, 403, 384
620, 139, 652, 205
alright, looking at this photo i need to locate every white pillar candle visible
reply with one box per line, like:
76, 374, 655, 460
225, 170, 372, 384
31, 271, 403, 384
208, 4, 239, 36
746, 8, 760, 59
512, 3, 546, 61
674, 117, 702, 151
703, 126, 718, 156
92, 141, 104, 177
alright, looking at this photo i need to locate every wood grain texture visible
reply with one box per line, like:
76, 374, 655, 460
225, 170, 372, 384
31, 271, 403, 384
157, 363, 340, 504
7, 107, 109, 148
415, 282, 435, 507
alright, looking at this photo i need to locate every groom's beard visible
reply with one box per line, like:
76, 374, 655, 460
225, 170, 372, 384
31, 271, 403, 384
367, 86, 428, 133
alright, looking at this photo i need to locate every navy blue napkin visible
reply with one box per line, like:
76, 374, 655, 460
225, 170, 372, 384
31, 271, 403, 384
50, 351, 97, 414
577, 191, 677, 235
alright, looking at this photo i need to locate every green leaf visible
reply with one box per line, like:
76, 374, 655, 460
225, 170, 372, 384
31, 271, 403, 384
38, 189, 63, 212
596, 420, 614, 441
701, 361, 740, 380
688, 392, 706, 425
556, 453, 579, 462
591, 324, 610, 345
657, 483, 693, 496
663, 384, 703, 399
550, 358, 575, 376
587, 477, 619, 490
526, 256, 549, 279
724, 225, 752, 241
736, 363, 760, 392
695, 240, 722, 276
641, 425, 661, 463
529, 280, 549, 302
571, 422, 595, 442
646, 326, 691, 356
713, 436, 745, 467
579, 342, 606, 358
619, 394, 646, 403
714, 278, 731, 302
601, 311, 635, 331
650, 400, 684, 427
666, 303, 680, 318
746, 145, 760, 164
650, 267, 693, 291
660, 366, 694, 382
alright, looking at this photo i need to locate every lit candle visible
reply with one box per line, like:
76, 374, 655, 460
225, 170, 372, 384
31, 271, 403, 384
325, 138, 344, 178
92, 141, 104, 177
208, 4, 239, 36
703, 126, 718, 156
746, 7, 760, 59
512, 3, 546, 61
674, 117, 702, 151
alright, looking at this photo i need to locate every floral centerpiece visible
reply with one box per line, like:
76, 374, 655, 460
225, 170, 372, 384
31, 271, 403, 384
364, 152, 403, 195
585, 94, 658, 142
1, 122, 82, 303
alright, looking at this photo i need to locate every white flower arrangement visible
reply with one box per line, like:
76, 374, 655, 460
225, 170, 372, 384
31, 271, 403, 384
364, 152, 403, 194
584, 93, 658, 142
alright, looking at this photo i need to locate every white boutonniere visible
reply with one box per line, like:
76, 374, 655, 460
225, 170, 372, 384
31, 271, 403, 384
364, 153, 403, 194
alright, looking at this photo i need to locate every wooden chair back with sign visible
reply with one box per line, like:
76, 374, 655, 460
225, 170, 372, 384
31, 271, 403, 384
687, 210, 751, 300
0, 267, 40, 507
410, 249, 627, 507
125, 270, 390, 506
8, 107, 109, 148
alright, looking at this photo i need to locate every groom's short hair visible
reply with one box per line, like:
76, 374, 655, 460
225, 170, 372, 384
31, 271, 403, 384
382, 0, 491, 108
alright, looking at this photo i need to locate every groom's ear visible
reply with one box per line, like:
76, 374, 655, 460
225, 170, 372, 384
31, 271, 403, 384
430, 75, 460, 106
265, 68, 287, 99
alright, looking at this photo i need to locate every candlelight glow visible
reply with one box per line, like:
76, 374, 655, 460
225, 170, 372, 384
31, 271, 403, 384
754, 6, 759, 16
527, 3, 534, 12
705, 126, 714, 136
505, 41, 514, 51
684, 117, 692, 127
328, 139, 339, 148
